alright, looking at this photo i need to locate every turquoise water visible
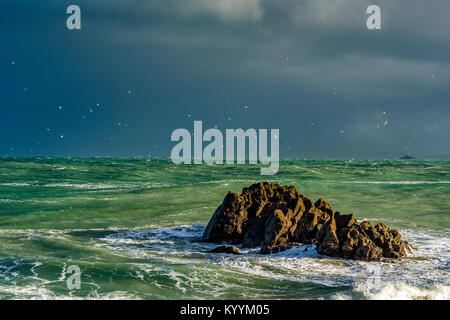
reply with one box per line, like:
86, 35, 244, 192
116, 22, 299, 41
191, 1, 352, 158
0, 157, 448, 299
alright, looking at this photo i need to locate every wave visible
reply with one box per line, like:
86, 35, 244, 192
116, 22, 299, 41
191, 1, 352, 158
0, 182, 177, 191
1, 225, 448, 300
95, 225, 449, 299
0, 284, 138, 300
343, 181, 450, 185
43, 183, 118, 189
104, 225, 205, 242
355, 281, 449, 300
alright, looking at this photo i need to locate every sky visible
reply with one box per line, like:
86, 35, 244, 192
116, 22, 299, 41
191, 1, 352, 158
1, 0, 449, 159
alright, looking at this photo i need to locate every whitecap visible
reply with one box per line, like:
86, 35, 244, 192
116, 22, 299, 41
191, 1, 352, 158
355, 281, 449, 300
343, 181, 450, 185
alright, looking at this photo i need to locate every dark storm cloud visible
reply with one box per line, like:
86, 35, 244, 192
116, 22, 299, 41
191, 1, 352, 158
80, 0, 450, 101
1, 1, 449, 158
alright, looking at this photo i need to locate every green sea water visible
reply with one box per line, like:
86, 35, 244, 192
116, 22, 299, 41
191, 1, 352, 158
0, 157, 448, 300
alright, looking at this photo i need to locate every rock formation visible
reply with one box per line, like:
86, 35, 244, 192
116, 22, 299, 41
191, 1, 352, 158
208, 245, 241, 255
203, 182, 413, 261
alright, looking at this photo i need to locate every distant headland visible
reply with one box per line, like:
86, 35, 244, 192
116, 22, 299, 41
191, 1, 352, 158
400, 155, 416, 160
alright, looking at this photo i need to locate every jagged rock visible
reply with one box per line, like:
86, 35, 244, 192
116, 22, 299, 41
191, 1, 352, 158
316, 213, 413, 261
203, 182, 413, 261
208, 245, 241, 255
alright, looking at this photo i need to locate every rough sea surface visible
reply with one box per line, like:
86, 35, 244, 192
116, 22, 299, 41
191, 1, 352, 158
0, 157, 448, 300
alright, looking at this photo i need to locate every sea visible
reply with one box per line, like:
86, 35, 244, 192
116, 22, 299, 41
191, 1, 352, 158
0, 157, 448, 300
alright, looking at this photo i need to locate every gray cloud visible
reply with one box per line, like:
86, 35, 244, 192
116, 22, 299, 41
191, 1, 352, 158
88, 0, 450, 100
1, 0, 449, 158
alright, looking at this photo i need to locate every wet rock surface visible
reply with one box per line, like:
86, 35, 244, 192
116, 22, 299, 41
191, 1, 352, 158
208, 245, 241, 255
203, 182, 413, 261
